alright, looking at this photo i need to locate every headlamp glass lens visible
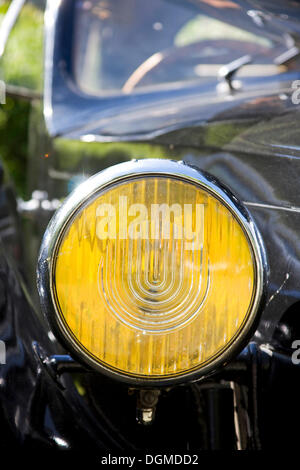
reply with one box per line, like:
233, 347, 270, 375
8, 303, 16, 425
53, 177, 255, 378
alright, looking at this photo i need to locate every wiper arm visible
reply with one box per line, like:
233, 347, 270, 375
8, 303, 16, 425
274, 45, 300, 66
218, 54, 252, 91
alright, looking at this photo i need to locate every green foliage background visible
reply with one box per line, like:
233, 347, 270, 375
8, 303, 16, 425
0, 0, 44, 196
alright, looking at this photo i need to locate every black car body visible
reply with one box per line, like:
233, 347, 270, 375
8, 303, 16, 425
1, 0, 300, 452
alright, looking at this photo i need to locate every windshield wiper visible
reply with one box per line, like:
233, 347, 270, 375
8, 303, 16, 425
274, 45, 300, 66
218, 54, 252, 91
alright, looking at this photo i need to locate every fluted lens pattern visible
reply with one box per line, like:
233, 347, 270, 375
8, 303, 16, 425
53, 177, 255, 378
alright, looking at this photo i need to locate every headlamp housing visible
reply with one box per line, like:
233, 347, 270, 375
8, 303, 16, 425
37, 159, 266, 386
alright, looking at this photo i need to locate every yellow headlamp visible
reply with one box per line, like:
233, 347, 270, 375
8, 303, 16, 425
38, 160, 265, 385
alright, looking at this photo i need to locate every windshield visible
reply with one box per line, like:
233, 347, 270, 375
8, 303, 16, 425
73, 0, 282, 96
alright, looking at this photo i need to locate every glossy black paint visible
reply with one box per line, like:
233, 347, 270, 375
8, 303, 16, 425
45, 0, 300, 138
1, 0, 300, 451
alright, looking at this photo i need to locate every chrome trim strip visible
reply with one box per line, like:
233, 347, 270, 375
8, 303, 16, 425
43, 0, 61, 134
244, 201, 300, 213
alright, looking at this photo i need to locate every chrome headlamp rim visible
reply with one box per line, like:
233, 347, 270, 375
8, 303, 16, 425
37, 159, 267, 387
